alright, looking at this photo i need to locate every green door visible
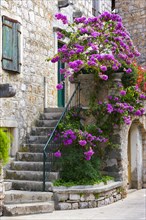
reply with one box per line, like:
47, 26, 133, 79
58, 59, 65, 107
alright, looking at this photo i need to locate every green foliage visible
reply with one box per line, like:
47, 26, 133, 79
53, 175, 114, 187
58, 106, 82, 131
60, 145, 101, 182
0, 128, 11, 165
121, 64, 138, 88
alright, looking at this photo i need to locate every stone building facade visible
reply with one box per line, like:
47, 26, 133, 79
0, 0, 112, 154
115, 0, 146, 66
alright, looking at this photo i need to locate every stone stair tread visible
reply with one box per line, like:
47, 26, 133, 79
5, 179, 53, 192
11, 161, 51, 171
6, 170, 59, 181
44, 107, 64, 113
3, 201, 54, 216
4, 190, 53, 204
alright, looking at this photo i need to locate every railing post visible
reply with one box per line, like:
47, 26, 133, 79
43, 151, 46, 191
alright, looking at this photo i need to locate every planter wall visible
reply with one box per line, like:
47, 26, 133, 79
0, 165, 4, 216
53, 181, 125, 210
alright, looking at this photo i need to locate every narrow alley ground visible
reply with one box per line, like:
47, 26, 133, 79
1, 189, 146, 220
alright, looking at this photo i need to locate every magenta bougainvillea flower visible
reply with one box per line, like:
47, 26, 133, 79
49, 11, 140, 90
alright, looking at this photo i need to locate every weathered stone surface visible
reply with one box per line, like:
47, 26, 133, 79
71, 203, 79, 209
57, 202, 71, 210
54, 193, 68, 202
88, 201, 96, 208
69, 194, 80, 201
79, 202, 89, 209
115, 0, 146, 66
80, 193, 95, 201
97, 199, 105, 207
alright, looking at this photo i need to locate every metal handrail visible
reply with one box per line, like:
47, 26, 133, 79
43, 82, 80, 191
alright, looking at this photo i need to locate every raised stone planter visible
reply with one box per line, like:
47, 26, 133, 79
53, 181, 126, 210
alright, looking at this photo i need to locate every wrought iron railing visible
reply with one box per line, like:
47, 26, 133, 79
43, 82, 80, 191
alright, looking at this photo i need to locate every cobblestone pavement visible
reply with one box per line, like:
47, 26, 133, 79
1, 189, 146, 220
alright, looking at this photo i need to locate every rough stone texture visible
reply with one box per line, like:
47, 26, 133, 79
115, 0, 146, 66
57, 202, 71, 210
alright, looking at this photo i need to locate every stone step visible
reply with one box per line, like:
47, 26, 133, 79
11, 161, 51, 171
36, 119, 58, 127
27, 136, 48, 144
44, 107, 64, 113
40, 112, 62, 120
31, 127, 54, 136
4, 182, 12, 191
3, 201, 54, 216
16, 152, 55, 162
20, 143, 60, 153
4, 190, 53, 204
5, 170, 59, 181
16, 152, 44, 162
5, 180, 53, 191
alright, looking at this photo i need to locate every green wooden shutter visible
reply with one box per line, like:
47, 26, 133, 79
2, 16, 21, 73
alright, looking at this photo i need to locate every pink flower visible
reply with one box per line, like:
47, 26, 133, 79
84, 148, 94, 160
99, 74, 108, 81
79, 140, 87, 146
56, 83, 63, 90
120, 90, 126, 96
54, 150, 61, 158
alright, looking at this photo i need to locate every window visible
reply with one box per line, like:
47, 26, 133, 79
2, 16, 21, 73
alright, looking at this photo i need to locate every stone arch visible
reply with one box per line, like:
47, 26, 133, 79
120, 119, 145, 189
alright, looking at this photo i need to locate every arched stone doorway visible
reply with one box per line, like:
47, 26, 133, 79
127, 123, 143, 189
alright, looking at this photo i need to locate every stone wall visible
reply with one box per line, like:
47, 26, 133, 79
0, 0, 59, 146
53, 181, 125, 210
115, 0, 146, 66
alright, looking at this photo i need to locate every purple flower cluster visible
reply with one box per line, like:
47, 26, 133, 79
55, 13, 68, 24
68, 60, 84, 72
84, 148, 94, 160
62, 129, 76, 146
51, 11, 140, 91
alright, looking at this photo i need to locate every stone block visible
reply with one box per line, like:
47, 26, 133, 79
79, 202, 89, 209
97, 199, 105, 207
104, 198, 110, 205
80, 193, 95, 201
88, 201, 96, 208
58, 202, 71, 210
72, 203, 79, 209
116, 194, 122, 201
54, 193, 68, 202
69, 194, 80, 201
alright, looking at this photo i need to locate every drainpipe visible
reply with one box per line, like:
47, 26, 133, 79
44, 77, 48, 109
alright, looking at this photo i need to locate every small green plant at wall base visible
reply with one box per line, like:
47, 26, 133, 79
0, 128, 11, 166
53, 175, 114, 187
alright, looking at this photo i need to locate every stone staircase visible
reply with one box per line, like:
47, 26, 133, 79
3, 108, 64, 216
